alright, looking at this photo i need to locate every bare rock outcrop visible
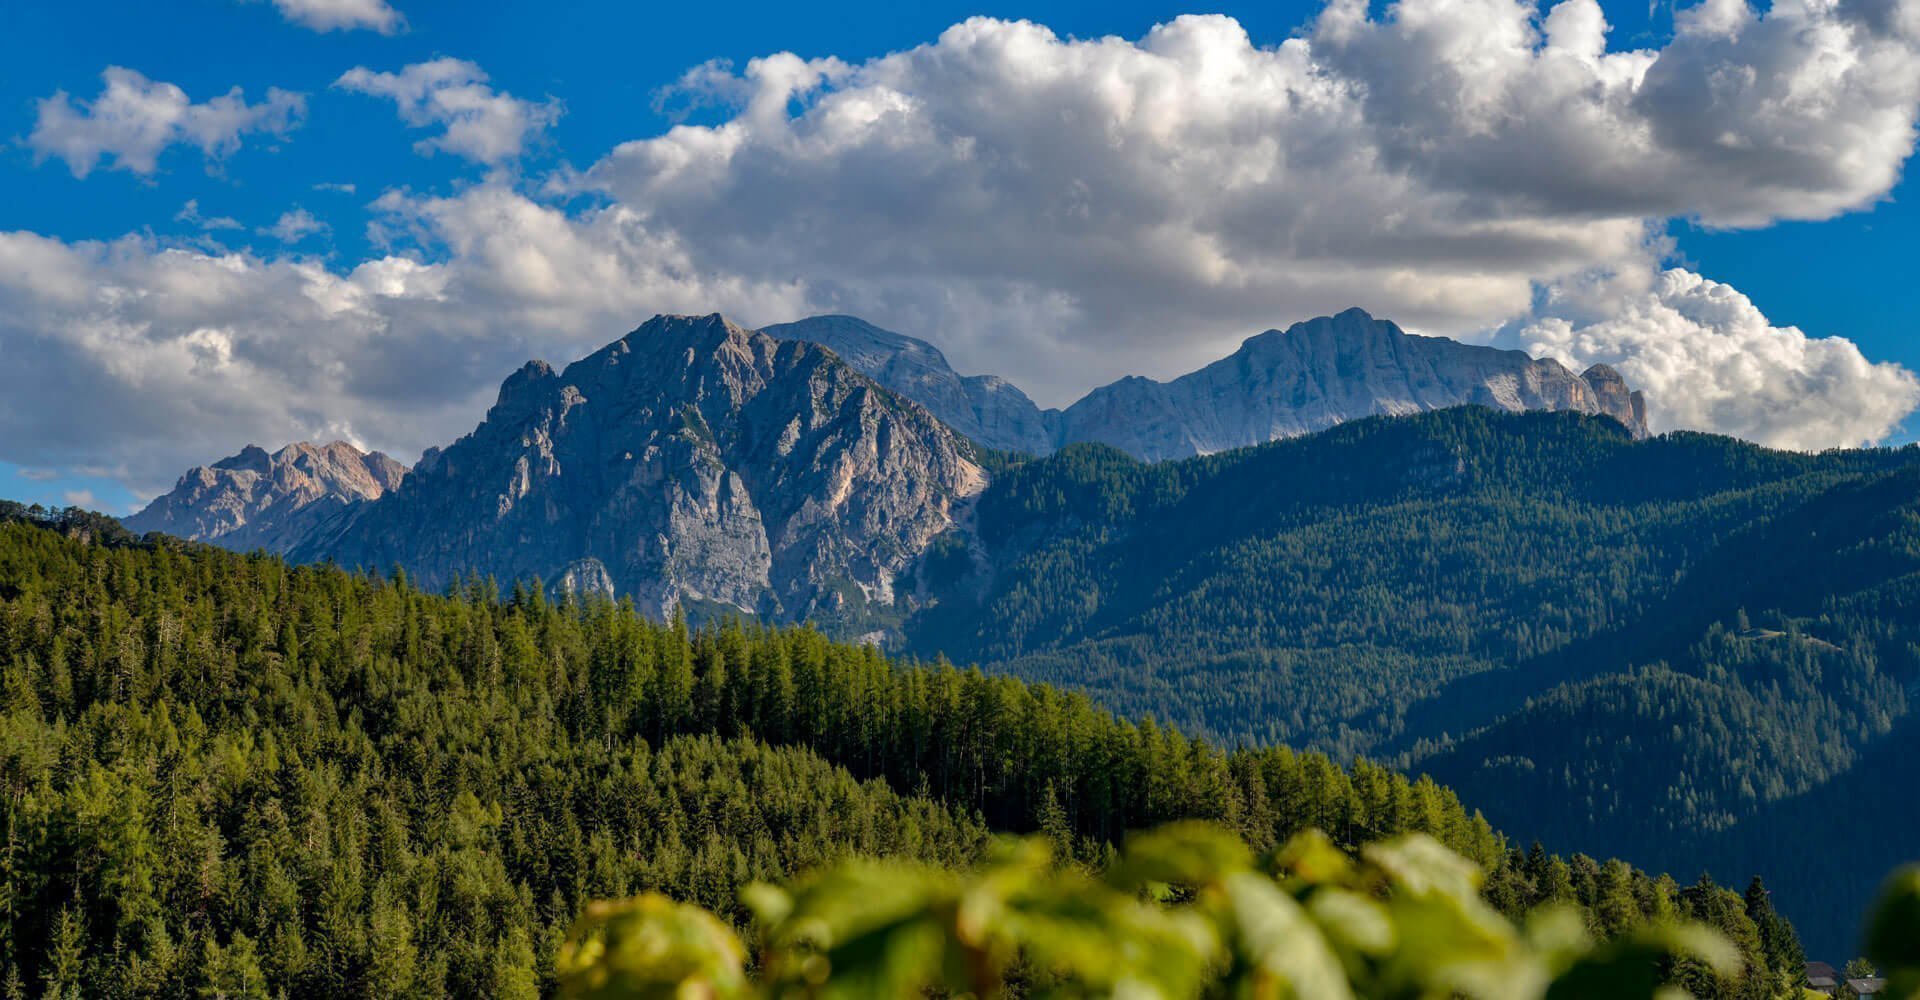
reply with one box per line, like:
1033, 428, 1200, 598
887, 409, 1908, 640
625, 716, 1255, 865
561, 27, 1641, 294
302, 314, 987, 621
1051, 308, 1650, 462
125, 441, 406, 551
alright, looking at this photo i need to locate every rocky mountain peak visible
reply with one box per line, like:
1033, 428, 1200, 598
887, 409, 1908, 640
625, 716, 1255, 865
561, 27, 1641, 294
1050, 308, 1650, 461
304, 314, 987, 627
126, 440, 408, 550
496, 359, 559, 400
614, 313, 756, 362
767, 308, 1650, 464
1578, 364, 1649, 435
212, 444, 273, 475
763, 315, 1055, 455
135, 305, 1652, 636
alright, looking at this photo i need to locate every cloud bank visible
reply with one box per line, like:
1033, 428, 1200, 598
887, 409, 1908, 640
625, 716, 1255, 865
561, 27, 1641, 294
29, 68, 305, 178
1504, 268, 1920, 449
0, 191, 807, 493
6, 0, 1920, 494
582, 0, 1920, 398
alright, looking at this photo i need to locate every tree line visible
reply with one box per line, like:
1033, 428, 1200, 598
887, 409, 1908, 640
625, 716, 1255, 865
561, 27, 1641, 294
0, 507, 1807, 995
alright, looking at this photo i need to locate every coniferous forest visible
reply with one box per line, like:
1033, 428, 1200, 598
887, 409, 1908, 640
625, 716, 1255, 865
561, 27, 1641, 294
0, 507, 1826, 998
900, 408, 1920, 958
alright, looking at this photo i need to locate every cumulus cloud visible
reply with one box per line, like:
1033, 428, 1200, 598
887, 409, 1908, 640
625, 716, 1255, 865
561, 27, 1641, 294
0, 187, 807, 494
1499, 267, 1920, 449
7, 0, 1920, 498
263, 208, 329, 243
335, 59, 561, 165
1308, 0, 1920, 226
29, 67, 305, 178
581, 1, 1920, 402
263, 0, 403, 34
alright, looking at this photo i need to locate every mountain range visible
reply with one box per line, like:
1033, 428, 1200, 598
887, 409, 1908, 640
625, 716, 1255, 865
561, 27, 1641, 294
764, 308, 1646, 460
299, 314, 984, 628
118, 307, 1920, 952
897, 408, 1920, 957
124, 440, 407, 551
131, 306, 1648, 597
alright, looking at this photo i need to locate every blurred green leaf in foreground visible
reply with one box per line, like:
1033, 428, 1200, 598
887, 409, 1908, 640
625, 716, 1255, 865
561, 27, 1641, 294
556, 823, 1808, 999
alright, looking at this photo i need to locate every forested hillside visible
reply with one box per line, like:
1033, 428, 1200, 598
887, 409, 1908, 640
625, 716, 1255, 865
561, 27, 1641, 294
1417, 458, 1920, 957
901, 408, 1920, 956
0, 509, 1803, 997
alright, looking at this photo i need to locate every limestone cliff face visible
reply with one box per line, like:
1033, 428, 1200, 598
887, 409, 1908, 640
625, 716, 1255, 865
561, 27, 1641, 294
303, 314, 986, 620
761, 315, 1055, 456
134, 307, 1650, 626
1050, 308, 1651, 462
767, 309, 1649, 463
125, 441, 406, 551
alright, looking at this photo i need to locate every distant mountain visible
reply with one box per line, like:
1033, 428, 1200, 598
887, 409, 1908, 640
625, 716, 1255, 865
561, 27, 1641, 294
895, 406, 1917, 957
125, 440, 406, 550
760, 315, 1056, 455
766, 309, 1647, 462
122, 326, 1912, 955
1050, 308, 1648, 462
137, 309, 1651, 563
295, 314, 985, 626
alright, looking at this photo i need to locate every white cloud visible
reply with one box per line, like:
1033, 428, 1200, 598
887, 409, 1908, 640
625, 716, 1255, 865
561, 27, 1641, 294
1499, 267, 1920, 449
176, 199, 243, 232
578, 2, 1920, 402
29, 68, 305, 178
263, 208, 329, 243
0, 187, 808, 495
335, 59, 561, 165
61, 489, 98, 509
265, 0, 403, 34
313, 181, 357, 194
6, 1, 1920, 498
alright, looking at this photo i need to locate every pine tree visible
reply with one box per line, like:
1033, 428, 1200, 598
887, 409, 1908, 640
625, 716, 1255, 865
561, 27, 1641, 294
1745, 875, 1806, 985
40, 906, 85, 1000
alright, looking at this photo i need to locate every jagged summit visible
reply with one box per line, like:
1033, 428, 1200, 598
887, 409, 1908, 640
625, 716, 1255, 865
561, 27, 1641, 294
126, 440, 407, 550
762, 315, 1055, 455
1050, 308, 1648, 462
769, 309, 1649, 463
212, 444, 274, 475
298, 313, 985, 626
135, 306, 1652, 627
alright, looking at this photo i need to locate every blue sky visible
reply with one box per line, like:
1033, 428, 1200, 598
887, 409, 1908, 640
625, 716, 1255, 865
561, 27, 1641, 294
2, 0, 1918, 514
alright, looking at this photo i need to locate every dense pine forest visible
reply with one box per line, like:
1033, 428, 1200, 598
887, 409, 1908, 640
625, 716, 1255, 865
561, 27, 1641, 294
902, 408, 1920, 956
0, 505, 1812, 997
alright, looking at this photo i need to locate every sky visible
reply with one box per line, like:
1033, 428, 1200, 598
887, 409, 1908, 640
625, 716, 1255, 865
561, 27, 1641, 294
3, 0, 1920, 514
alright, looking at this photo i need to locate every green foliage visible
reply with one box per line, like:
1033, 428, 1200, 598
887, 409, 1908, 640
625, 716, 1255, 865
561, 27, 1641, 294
0, 510, 1792, 996
557, 896, 749, 999
908, 410, 1904, 754
1866, 867, 1920, 996
562, 823, 1744, 999
899, 408, 1920, 957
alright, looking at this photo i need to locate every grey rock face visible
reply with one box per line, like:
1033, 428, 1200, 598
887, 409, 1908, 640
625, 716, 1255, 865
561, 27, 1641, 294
302, 314, 986, 620
135, 307, 1650, 629
1051, 308, 1650, 462
767, 310, 1649, 463
125, 441, 407, 551
761, 315, 1055, 456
